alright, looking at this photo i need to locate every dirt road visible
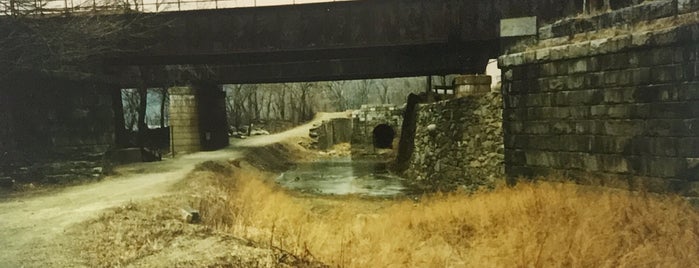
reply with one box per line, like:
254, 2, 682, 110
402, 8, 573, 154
0, 149, 241, 267
0, 113, 345, 267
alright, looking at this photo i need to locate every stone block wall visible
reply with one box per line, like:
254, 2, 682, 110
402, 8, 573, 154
499, 1, 699, 194
314, 118, 352, 150
169, 87, 201, 154
351, 104, 403, 156
405, 92, 504, 191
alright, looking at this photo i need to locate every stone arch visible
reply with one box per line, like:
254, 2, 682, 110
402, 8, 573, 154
372, 124, 395, 149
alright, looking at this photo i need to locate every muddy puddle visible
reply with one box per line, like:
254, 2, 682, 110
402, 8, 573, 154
276, 158, 414, 197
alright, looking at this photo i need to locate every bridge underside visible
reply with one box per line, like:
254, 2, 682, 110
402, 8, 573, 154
101, 0, 580, 86
114, 41, 497, 85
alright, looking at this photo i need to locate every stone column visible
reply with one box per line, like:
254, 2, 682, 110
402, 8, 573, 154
168, 87, 201, 155
454, 75, 492, 97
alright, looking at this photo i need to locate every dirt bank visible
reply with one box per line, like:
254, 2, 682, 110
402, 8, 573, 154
0, 113, 345, 267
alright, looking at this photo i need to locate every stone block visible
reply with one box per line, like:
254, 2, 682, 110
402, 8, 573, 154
535, 48, 551, 61
542, 62, 567, 77
645, 119, 687, 136
591, 35, 632, 55
566, 74, 586, 90
538, 24, 554, 40
549, 45, 570, 61
651, 25, 693, 46
633, 0, 677, 22
603, 120, 645, 136
649, 157, 684, 178
599, 155, 631, 174
568, 41, 591, 59
650, 64, 682, 83
568, 59, 589, 74
679, 0, 699, 13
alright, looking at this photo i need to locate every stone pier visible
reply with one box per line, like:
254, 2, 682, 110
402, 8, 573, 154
168, 87, 201, 154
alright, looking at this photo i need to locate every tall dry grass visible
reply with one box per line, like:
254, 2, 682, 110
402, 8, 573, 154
197, 164, 699, 267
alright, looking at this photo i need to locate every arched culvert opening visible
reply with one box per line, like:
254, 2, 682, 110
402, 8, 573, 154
373, 124, 395, 149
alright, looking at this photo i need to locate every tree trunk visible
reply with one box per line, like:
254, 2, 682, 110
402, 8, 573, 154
159, 88, 167, 128
137, 87, 148, 148
110, 87, 127, 148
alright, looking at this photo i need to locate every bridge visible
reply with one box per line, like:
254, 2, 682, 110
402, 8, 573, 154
0, 0, 587, 175
112, 0, 581, 85
0, 0, 582, 85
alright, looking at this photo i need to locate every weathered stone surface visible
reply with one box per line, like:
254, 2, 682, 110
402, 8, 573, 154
169, 87, 201, 154
405, 92, 504, 192
679, 0, 699, 13
351, 104, 403, 158
501, 1, 699, 195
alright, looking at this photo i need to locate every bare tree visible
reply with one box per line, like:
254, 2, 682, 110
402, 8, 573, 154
273, 84, 288, 121
347, 79, 371, 109
375, 80, 391, 104
325, 80, 350, 111
121, 89, 140, 131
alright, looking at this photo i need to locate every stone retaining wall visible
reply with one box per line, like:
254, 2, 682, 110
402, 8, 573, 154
405, 93, 504, 191
499, 1, 699, 194
313, 118, 352, 150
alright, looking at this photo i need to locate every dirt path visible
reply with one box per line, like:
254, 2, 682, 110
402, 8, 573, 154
236, 112, 349, 147
0, 114, 348, 267
0, 149, 242, 267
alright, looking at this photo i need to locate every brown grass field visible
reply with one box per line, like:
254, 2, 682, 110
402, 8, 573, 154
193, 161, 699, 268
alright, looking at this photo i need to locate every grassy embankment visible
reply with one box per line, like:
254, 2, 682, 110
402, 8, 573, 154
194, 144, 699, 267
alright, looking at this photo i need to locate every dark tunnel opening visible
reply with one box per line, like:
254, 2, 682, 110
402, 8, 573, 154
373, 124, 396, 149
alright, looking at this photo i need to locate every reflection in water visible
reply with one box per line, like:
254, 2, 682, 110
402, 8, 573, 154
276, 158, 409, 197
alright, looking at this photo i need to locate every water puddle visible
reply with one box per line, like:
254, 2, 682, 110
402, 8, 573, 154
276, 158, 411, 197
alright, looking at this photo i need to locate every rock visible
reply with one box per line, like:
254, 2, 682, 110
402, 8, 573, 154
180, 206, 201, 224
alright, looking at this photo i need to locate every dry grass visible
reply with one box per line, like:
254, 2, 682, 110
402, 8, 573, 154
197, 163, 699, 268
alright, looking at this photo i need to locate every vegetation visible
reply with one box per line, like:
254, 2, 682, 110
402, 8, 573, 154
195, 161, 699, 267
223, 77, 428, 129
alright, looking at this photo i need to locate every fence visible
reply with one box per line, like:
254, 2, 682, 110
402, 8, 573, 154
0, 0, 348, 15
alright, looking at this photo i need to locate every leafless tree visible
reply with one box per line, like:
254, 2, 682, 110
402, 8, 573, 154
273, 84, 288, 121
325, 80, 351, 111
375, 80, 391, 104
121, 89, 140, 131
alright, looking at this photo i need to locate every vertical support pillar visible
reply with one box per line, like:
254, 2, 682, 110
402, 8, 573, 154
168, 87, 201, 154
192, 82, 229, 151
110, 87, 127, 148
